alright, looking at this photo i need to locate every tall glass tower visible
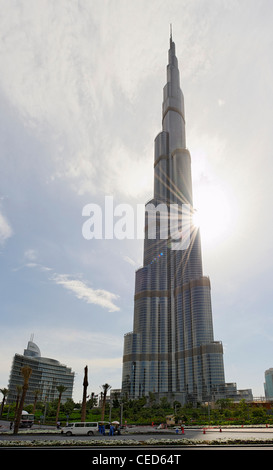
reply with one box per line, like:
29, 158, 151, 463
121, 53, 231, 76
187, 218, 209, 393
7, 339, 75, 405
122, 36, 227, 405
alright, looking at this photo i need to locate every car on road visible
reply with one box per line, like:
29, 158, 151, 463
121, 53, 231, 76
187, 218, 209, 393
61, 421, 111, 436
61, 422, 100, 436
20, 411, 34, 428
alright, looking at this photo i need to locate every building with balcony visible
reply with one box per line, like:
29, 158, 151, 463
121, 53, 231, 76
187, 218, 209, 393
7, 338, 74, 405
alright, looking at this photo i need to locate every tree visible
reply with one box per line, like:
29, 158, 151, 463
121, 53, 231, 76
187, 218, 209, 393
81, 365, 88, 422
32, 389, 41, 415
159, 396, 171, 409
14, 385, 22, 419
112, 392, 120, 409
100, 383, 111, 421
63, 398, 75, 416
13, 366, 32, 434
148, 392, 156, 408
0, 388, 9, 418
55, 385, 67, 425
216, 398, 233, 411
87, 392, 98, 411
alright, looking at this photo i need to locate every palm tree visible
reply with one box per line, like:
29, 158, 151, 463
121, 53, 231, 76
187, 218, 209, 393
0, 388, 9, 418
14, 385, 22, 421
55, 385, 67, 425
81, 365, 88, 422
32, 389, 41, 415
13, 366, 32, 434
100, 383, 111, 421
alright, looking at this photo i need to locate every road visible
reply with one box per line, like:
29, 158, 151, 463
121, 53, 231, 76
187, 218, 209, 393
1, 422, 273, 446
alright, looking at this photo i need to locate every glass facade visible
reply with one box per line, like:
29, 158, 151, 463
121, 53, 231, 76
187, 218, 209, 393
7, 341, 74, 405
264, 369, 273, 399
122, 38, 228, 404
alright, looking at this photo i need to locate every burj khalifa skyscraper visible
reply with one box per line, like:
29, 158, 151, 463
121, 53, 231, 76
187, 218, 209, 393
122, 35, 228, 405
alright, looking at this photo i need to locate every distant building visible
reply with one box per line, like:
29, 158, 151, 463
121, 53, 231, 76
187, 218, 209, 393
264, 368, 273, 399
201, 382, 252, 403
237, 389, 253, 402
110, 389, 122, 401
7, 338, 74, 405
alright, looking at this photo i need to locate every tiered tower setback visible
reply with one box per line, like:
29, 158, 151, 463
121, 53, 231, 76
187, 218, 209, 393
122, 36, 227, 404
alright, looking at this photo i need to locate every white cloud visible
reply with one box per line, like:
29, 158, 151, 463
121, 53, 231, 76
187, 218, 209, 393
100, 140, 153, 198
0, 1, 158, 200
0, 210, 13, 244
21, 259, 120, 312
24, 249, 38, 261
123, 255, 137, 267
51, 273, 120, 312
217, 98, 225, 107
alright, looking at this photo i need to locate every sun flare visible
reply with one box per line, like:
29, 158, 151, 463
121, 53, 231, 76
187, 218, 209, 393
192, 184, 234, 247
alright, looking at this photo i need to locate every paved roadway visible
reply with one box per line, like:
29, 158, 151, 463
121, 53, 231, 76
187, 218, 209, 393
1, 421, 273, 446
1, 424, 273, 463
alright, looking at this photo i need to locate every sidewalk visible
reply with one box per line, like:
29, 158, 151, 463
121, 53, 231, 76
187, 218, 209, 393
0, 419, 57, 433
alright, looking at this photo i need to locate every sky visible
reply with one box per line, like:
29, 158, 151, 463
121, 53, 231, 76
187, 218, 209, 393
0, 0, 273, 402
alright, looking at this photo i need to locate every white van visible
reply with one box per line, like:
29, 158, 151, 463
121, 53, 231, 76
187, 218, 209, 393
61, 422, 100, 436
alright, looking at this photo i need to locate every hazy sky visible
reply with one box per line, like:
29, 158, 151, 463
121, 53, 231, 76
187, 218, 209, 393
1, 0, 273, 402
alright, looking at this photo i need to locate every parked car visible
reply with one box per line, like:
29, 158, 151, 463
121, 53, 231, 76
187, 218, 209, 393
20, 411, 34, 428
61, 421, 110, 436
